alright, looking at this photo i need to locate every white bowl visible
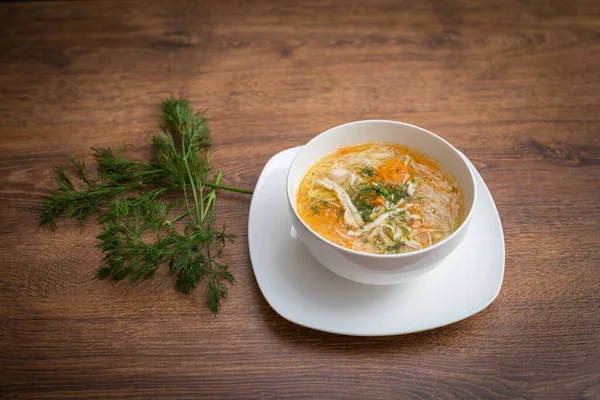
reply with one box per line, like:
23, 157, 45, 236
286, 120, 477, 285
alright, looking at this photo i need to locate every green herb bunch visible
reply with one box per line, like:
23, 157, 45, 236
40, 98, 252, 313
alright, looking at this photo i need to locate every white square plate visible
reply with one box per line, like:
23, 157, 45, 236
248, 146, 504, 336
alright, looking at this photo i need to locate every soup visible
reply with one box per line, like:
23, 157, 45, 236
296, 142, 464, 254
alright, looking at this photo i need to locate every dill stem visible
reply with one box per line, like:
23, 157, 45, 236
137, 169, 163, 177
181, 136, 202, 227
196, 166, 205, 226
181, 182, 198, 228
118, 222, 142, 243
202, 171, 222, 224
147, 187, 170, 201
210, 172, 222, 218
168, 210, 189, 224
203, 182, 253, 194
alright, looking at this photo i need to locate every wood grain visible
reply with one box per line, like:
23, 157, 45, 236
1, 0, 599, 398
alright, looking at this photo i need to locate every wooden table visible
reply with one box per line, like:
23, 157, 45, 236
1, 1, 599, 398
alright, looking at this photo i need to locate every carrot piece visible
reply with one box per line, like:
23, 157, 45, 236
378, 159, 407, 184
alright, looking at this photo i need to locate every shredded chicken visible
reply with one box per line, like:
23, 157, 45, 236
347, 211, 393, 236
316, 177, 364, 228
407, 181, 415, 197
327, 168, 357, 186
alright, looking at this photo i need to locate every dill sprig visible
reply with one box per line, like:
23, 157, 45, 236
40, 98, 252, 314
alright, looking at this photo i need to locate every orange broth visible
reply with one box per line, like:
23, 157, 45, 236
296, 142, 464, 254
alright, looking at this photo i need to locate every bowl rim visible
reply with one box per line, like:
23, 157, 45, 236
286, 119, 478, 259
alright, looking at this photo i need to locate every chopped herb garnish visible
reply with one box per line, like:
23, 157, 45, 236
373, 182, 409, 203
351, 183, 377, 222
360, 166, 375, 177
385, 243, 402, 253
400, 225, 410, 237
350, 179, 410, 223
318, 199, 330, 208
